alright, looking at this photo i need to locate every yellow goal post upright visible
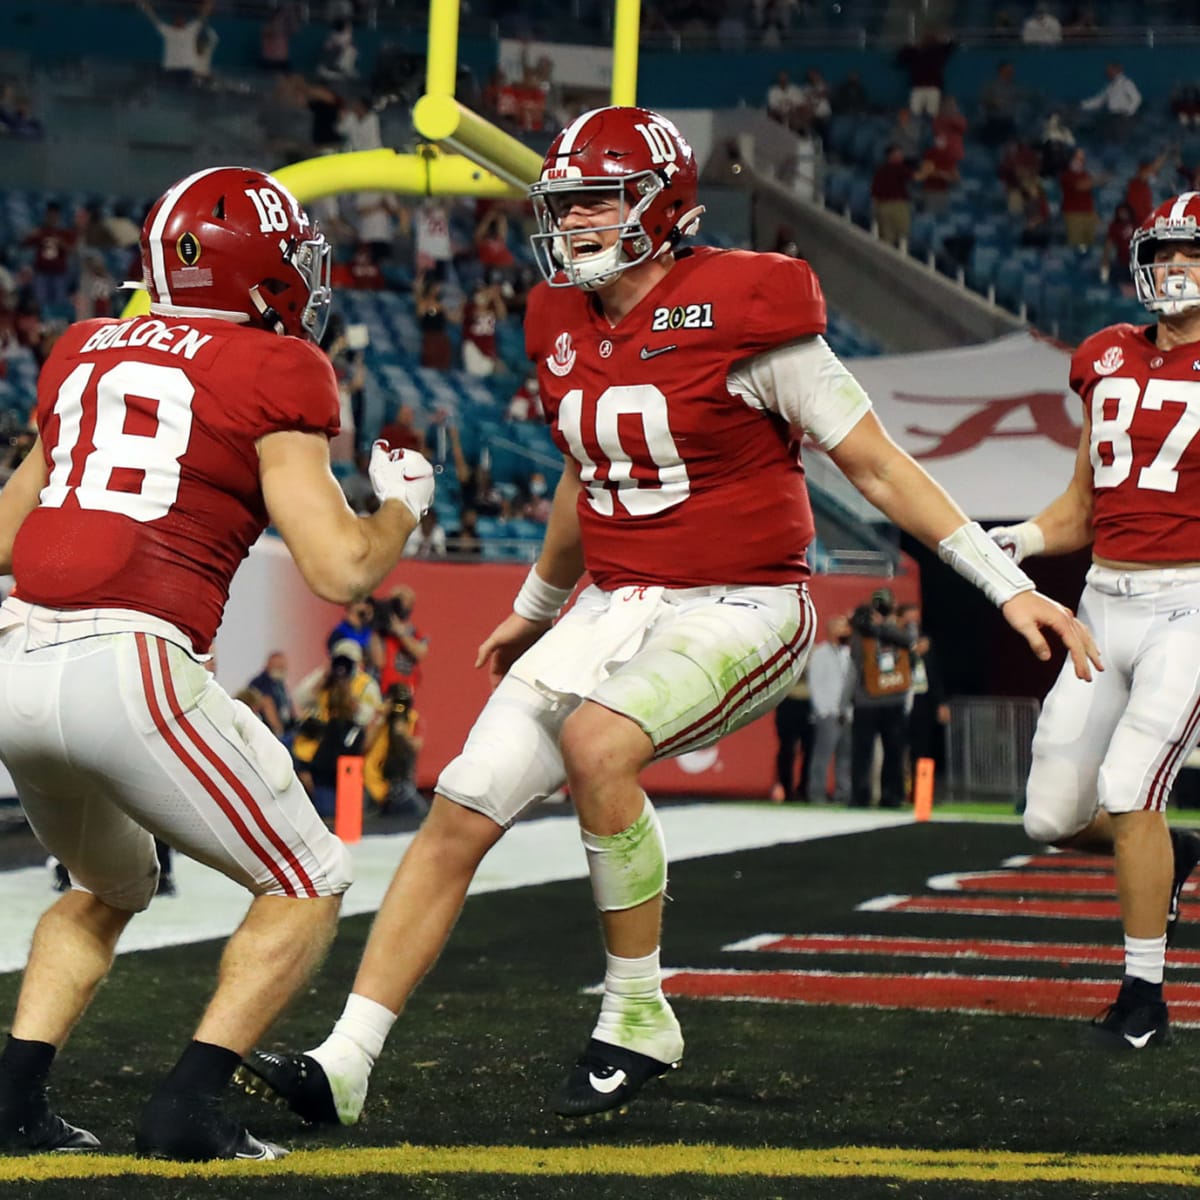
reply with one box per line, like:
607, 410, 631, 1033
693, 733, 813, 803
121, 0, 642, 317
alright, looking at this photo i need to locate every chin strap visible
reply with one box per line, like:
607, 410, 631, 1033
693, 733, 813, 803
248, 284, 285, 335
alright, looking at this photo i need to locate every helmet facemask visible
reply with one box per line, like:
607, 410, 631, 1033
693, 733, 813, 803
1131, 224, 1200, 317
530, 173, 671, 290
249, 233, 333, 341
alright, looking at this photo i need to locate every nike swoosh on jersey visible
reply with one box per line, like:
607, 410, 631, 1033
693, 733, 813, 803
1124, 1030, 1156, 1049
588, 1069, 627, 1094
639, 344, 678, 360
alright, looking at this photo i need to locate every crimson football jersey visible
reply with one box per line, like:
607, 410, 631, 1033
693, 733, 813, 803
1070, 323, 1200, 563
13, 315, 339, 651
524, 247, 827, 588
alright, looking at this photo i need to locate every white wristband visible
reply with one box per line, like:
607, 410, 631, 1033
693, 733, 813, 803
938, 521, 1036, 608
513, 567, 574, 623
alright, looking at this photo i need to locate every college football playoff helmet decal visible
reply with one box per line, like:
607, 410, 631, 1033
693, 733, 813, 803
1130, 191, 1200, 316
140, 166, 332, 340
529, 106, 705, 290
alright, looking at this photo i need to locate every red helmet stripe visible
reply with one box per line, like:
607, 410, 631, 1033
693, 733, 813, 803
148, 166, 228, 306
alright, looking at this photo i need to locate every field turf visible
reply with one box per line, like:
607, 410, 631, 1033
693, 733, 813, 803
3, 819, 1200, 1198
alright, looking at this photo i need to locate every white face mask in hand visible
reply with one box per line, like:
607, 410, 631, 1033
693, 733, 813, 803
369, 442, 436, 519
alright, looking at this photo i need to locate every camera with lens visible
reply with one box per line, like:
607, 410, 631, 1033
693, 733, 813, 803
869, 587, 895, 617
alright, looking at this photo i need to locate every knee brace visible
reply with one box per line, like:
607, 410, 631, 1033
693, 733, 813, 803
581, 794, 667, 912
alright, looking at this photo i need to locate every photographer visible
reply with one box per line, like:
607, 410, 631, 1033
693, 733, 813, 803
369, 584, 429, 698
363, 682, 427, 819
291, 639, 383, 822
846, 588, 918, 809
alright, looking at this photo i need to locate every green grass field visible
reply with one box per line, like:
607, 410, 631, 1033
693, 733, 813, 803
4, 819, 1200, 1198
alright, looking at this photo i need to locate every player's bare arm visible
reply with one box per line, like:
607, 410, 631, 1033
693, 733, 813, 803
829, 410, 1102, 680
258, 430, 418, 604
475, 458, 585, 683
0, 437, 49, 574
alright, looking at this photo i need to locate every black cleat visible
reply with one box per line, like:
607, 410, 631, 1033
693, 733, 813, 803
1087, 978, 1171, 1051
0, 1084, 99, 1152
134, 1090, 287, 1161
234, 1051, 341, 1126
551, 1038, 678, 1118
1167, 829, 1200, 945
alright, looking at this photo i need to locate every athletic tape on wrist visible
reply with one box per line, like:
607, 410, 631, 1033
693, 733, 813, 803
513, 566, 574, 623
938, 521, 1036, 607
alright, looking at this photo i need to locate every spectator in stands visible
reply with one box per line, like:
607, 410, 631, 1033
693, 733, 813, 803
1060, 147, 1099, 250
403, 509, 447, 558
414, 200, 453, 281
338, 94, 382, 152
932, 95, 967, 165
1063, 4, 1100, 39
73, 253, 115, 322
1100, 201, 1138, 292
507, 371, 544, 422
979, 62, 1019, 147
316, 18, 358, 82
999, 138, 1043, 214
848, 591, 918, 809
805, 613, 853, 805
803, 68, 832, 145
0, 94, 44, 141
101, 202, 141, 252
830, 70, 870, 117
193, 14, 219, 84
895, 28, 956, 121
258, 73, 312, 166
136, 0, 213, 86
370, 585, 428, 700
1017, 169, 1053, 248
889, 108, 922, 167
363, 682, 426, 819
461, 279, 506, 377
77, 202, 116, 252
23, 202, 76, 316
1021, 3, 1062, 45
1171, 82, 1200, 128
766, 70, 806, 131
328, 598, 375, 656
246, 652, 297, 740
871, 145, 913, 249
447, 507, 482, 559
292, 639, 382, 822
1124, 151, 1170, 226
474, 208, 516, 274
332, 242, 386, 290
259, 4, 299, 72
338, 451, 377, 515
914, 133, 961, 214
522, 472, 552, 524
1080, 61, 1142, 141
305, 79, 345, 153
377, 403, 428, 457
1038, 110, 1076, 176
414, 272, 457, 370
353, 192, 402, 262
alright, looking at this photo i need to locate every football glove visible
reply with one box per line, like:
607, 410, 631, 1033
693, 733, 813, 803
369, 441, 435, 520
986, 521, 1045, 565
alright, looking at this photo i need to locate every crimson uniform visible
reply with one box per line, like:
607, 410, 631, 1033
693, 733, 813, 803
1025, 321, 1200, 835
526, 246, 824, 589
0, 167, 351, 910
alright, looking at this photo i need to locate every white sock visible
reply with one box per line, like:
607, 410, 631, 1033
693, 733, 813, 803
309, 993, 397, 1071
604, 949, 663, 998
1125, 934, 1166, 986
593, 948, 683, 1063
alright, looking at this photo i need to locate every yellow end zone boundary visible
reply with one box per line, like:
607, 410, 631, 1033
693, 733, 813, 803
3, 1145, 1200, 1185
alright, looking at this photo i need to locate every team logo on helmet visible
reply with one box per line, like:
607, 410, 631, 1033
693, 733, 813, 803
1092, 346, 1124, 376
546, 331, 576, 377
176, 231, 202, 266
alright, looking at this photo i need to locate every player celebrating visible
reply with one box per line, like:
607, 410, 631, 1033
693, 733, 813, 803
990, 192, 1200, 1051
0, 167, 433, 1159
241, 106, 1099, 1123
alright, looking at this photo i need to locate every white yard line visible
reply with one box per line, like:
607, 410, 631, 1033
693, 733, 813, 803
0, 805, 911, 974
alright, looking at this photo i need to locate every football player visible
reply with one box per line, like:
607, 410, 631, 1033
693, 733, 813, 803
0, 166, 434, 1159
990, 192, 1200, 1051
240, 107, 1099, 1123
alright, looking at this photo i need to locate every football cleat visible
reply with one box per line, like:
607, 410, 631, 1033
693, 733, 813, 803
134, 1090, 287, 1161
0, 1084, 99, 1152
551, 1038, 679, 1118
1167, 828, 1200, 945
234, 1051, 344, 1126
1087, 978, 1171, 1052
